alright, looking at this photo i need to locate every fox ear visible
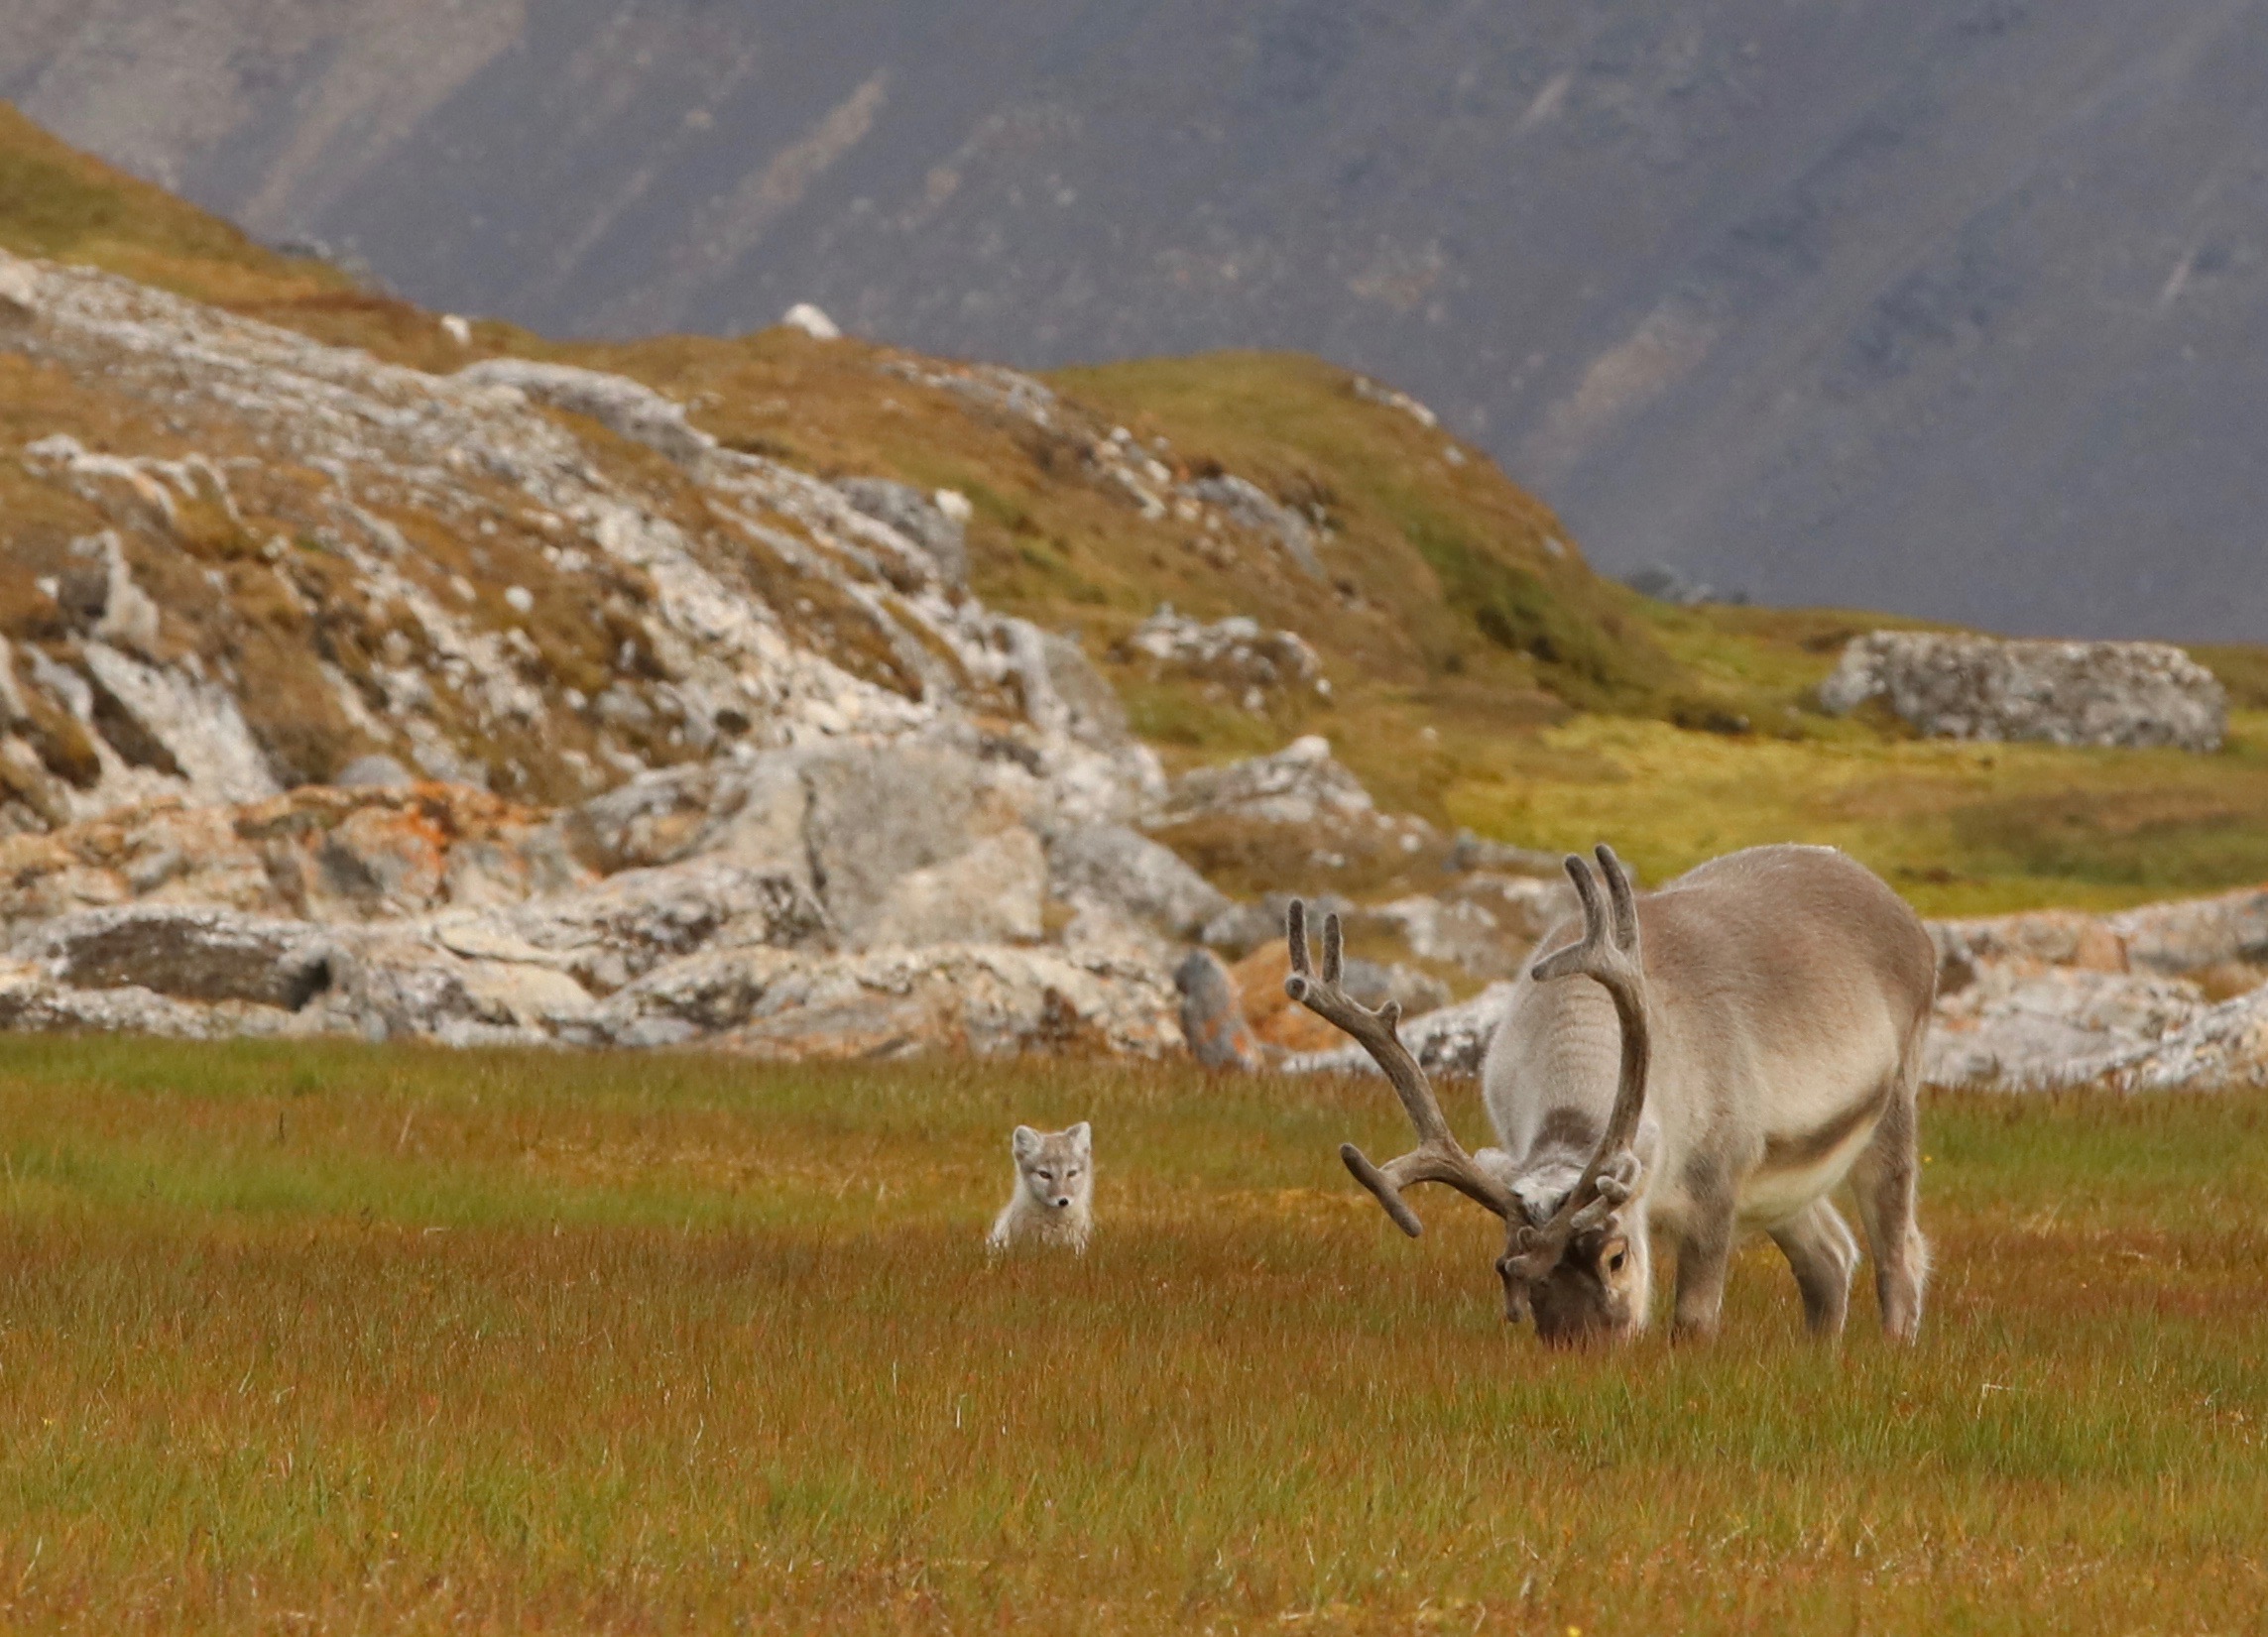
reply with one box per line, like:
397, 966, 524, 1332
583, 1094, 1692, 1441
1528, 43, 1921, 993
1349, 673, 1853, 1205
1012, 1125, 1040, 1160
1066, 1121, 1091, 1154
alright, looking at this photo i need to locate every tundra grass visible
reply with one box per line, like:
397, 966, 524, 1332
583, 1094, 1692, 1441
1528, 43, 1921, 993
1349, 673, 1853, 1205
0, 1037, 2261, 1633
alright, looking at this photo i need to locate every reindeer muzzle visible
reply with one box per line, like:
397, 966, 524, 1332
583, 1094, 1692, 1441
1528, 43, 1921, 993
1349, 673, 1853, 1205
1496, 1263, 1533, 1326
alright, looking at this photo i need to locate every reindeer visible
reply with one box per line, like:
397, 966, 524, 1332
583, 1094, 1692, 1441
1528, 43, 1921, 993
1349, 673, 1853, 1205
1285, 843, 1936, 1345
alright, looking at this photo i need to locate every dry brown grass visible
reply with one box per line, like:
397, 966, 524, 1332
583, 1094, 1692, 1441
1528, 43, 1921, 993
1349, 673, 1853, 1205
0, 1037, 2260, 1633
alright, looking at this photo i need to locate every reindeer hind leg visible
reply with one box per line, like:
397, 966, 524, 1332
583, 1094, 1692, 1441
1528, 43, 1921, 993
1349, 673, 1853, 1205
1848, 1072, 1928, 1344
1768, 1197, 1859, 1338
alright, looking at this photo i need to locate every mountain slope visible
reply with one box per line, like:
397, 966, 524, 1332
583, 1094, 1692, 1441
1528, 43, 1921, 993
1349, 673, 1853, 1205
9, 4, 2268, 640
7, 108, 2268, 928
0, 103, 1673, 842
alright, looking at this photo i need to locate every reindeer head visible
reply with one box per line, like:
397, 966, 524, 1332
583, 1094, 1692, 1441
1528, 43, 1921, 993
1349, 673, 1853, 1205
1285, 845, 1654, 1347
1499, 1147, 1652, 1345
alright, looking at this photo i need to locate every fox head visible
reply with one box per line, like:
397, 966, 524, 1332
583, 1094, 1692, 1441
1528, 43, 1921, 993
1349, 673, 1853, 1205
1012, 1122, 1092, 1213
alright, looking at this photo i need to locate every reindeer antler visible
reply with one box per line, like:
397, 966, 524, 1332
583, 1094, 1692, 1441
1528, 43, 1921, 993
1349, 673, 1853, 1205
1285, 898, 1516, 1234
1503, 845, 1653, 1282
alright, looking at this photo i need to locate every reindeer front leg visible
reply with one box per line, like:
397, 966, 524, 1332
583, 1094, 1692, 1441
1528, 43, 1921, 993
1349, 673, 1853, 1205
1668, 1182, 1737, 1343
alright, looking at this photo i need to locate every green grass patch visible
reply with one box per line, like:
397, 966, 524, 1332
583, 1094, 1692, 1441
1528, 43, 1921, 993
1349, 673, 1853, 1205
1443, 710, 2268, 915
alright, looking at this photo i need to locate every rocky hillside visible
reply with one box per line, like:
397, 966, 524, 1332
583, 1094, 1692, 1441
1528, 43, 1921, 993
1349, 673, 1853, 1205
0, 111, 1656, 1060
3, 109, 2268, 1086
0, 102, 1710, 829
10, 6, 2268, 641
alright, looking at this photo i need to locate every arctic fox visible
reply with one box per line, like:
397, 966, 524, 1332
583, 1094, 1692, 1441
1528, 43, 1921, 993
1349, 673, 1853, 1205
988, 1122, 1093, 1253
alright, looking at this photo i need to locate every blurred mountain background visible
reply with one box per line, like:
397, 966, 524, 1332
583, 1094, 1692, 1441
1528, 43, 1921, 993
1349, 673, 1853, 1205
7, 1, 2268, 641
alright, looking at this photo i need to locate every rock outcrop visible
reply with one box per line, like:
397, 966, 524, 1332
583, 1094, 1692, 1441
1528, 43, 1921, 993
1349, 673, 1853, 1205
0, 247, 1159, 839
4, 251, 2265, 1086
1924, 887, 2268, 1089
1157, 735, 1373, 827
1819, 633, 2227, 752
0, 246, 1225, 1061
0, 749, 1193, 1057
832, 478, 970, 588
1118, 605, 1328, 708
1047, 824, 1229, 940
1173, 948, 1261, 1071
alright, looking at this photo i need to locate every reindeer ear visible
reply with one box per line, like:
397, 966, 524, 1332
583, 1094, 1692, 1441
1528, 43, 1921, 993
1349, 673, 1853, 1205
1012, 1126, 1040, 1160
1066, 1121, 1091, 1155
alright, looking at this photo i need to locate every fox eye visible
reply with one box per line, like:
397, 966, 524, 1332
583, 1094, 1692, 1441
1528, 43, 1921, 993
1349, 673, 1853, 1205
1036, 1170, 1053, 1182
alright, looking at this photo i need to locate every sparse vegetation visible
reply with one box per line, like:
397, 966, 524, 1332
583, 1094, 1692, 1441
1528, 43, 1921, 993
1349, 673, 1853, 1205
0, 1037, 2260, 1632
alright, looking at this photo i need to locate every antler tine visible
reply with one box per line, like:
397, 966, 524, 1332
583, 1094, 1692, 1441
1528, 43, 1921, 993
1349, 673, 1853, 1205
1509, 845, 1654, 1281
1597, 842, 1639, 950
1528, 858, 1602, 982
1282, 898, 1515, 1236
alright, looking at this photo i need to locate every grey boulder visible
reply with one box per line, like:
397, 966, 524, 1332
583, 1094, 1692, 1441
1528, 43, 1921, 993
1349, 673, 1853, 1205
1047, 824, 1229, 938
13, 904, 337, 1009
1819, 633, 2227, 752
834, 477, 970, 586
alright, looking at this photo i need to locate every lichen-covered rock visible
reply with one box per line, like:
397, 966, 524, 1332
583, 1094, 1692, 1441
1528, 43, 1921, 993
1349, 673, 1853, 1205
599, 943, 1181, 1059
834, 478, 969, 587
1183, 475, 1324, 578
1371, 875, 1577, 979
1445, 830, 1567, 877
1157, 736, 1372, 827
1119, 606, 1327, 700
452, 357, 717, 466
2104, 887, 2268, 975
2101, 988, 2268, 1092
799, 742, 1037, 947
1173, 948, 1261, 1071
561, 757, 811, 877
1932, 885, 2268, 990
1219, 937, 1448, 1059
862, 827, 1046, 949
12, 904, 337, 1009
0, 957, 316, 1039
1047, 824, 1229, 938
0, 742, 1177, 1058
1198, 892, 1355, 959
1819, 633, 2227, 752
1226, 940, 1342, 1055
1924, 966, 2215, 1089
1925, 884, 2268, 1088
0, 783, 569, 933
443, 859, 830, 994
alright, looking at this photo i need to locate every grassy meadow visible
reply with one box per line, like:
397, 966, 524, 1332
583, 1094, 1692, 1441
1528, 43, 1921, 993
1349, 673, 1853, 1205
0, 1036, 2260, 1633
